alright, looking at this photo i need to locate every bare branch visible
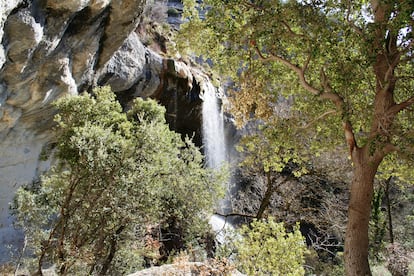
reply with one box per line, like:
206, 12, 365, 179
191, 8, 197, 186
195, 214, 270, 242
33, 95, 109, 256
320, 92, 345, 109
308, 230, 343, 256
343, 121, 357, 154
254, 46, 320, 95
320, 67, 333, 94
345, 0, 364, 36
382, 143, 398, 155
387, 96, 414, 115
303, 51, 312, 73
348, 21, 364, 37
281, 20, 307, 39
299, 110, 337, 129
214, 212, 256, 219
384, 52, 402, 83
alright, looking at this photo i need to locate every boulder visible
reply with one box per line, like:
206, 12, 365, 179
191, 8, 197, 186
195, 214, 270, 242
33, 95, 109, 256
128, 261, 245, 276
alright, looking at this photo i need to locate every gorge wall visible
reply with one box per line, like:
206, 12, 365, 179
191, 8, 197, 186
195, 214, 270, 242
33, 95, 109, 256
0, 0, 212, 263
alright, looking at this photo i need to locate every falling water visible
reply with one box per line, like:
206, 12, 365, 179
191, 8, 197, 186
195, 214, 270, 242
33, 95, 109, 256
201, 80, 233, 243
201, 81, 226, 169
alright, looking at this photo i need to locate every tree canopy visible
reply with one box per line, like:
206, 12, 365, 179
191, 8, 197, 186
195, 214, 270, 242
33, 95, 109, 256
177, 0, 413, 274
179, 0, 414, 177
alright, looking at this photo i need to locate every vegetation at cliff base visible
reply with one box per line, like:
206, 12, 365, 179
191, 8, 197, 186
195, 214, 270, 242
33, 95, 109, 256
235, 217, 307, 276
11, 86, 225, 275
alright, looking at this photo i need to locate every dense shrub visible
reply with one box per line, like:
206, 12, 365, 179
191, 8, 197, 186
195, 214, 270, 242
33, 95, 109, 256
234, 217, 308, 276
11, 86, 224, 275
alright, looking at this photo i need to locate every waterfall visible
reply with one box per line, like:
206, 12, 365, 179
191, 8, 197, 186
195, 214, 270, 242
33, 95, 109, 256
201, 82, 226, 169
201, 80, 232, 243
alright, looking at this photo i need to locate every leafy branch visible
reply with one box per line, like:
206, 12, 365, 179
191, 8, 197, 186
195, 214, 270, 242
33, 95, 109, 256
253, 45, 358, 154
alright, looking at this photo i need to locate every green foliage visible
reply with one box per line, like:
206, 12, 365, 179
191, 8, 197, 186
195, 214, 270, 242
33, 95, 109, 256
391, 184, 414, 250
177, 4, 414, 273
237, 121, 310, 176
370, 187, 387, 261
177, 0, 414, 180
305, 248, 345, 276
107, 245, 145, 275
11, 86, 224, 274
234, 217, 307, 276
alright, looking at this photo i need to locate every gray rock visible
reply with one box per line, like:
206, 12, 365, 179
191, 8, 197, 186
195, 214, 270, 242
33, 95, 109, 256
0, 128, 50, 264
97, 0, 146, 68
45, 0, 90, 13
98, 32, 147, 92
128, 262, 245, 276
4, 9, 43, 65
97, 31, 165, 98
0, 0, 24, 69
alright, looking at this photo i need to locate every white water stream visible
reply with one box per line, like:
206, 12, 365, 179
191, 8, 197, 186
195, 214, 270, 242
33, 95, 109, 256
201, 81, 226, 169
201, 81, 232, 243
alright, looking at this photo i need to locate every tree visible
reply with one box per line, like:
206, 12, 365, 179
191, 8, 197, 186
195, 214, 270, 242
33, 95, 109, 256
177, 1, 414, 275
235, 120, 308, 219
11, 86, 224, 275
234, 217, 307, 275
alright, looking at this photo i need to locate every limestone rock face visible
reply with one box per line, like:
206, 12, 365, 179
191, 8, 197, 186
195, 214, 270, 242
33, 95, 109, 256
0, 0, 218, 264
98, 32, 149, 93
0, 0, 23, 68
0, 0, 146, 136
98, 32, 206, 145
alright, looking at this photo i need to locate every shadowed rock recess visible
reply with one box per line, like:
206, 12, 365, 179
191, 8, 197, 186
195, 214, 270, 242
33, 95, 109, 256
0, 0, 215, 263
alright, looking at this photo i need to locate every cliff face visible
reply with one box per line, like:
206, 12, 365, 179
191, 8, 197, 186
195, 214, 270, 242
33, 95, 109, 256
0, 0, 210, 263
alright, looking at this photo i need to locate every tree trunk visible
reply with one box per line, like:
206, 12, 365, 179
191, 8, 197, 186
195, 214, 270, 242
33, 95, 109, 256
256, 174, 291, 219
256, 171, 273, 219
344, 148, 381, 276
100, 225, 125, 275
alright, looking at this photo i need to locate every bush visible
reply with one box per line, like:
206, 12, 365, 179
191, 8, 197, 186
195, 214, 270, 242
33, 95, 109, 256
234, 217, 308, 276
